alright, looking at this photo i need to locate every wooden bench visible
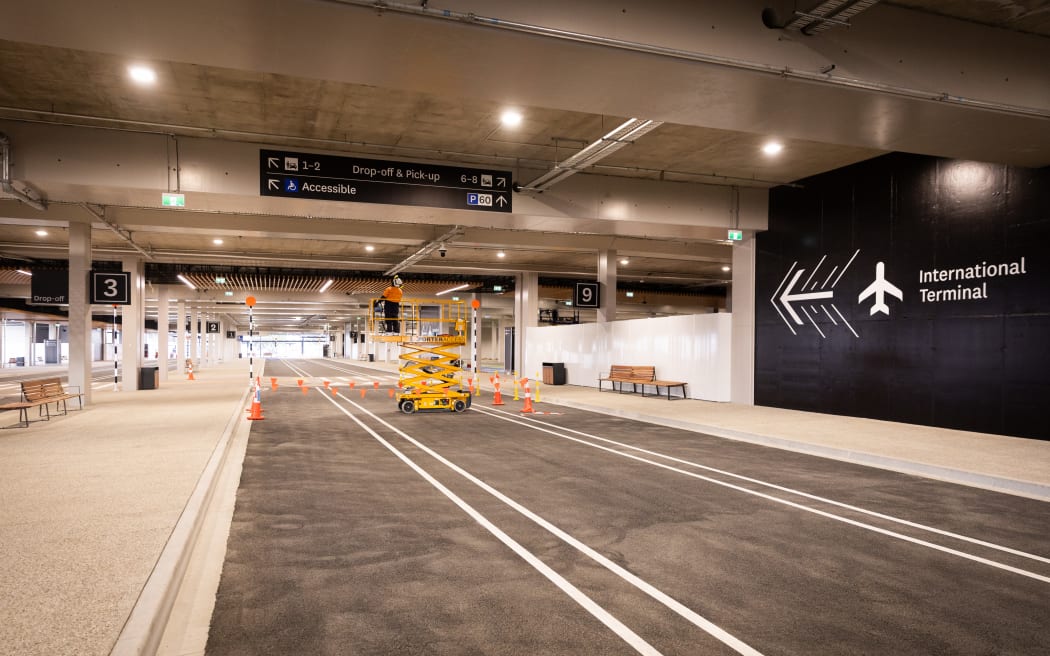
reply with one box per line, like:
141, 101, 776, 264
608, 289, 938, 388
638, 379, 689, 400
598, 365, 655, 394
0, 401, 34, 428
598, 365, 687, 400
20, 377, 84, 421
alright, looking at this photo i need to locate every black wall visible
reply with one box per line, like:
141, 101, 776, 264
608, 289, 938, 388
756, 153, 1049, 440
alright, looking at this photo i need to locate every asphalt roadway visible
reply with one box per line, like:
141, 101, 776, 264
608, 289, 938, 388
205, 358, 1050, 656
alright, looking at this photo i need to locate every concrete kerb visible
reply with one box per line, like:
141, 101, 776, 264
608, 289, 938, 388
542, 397, 1050, 503
109, 383, 253, 656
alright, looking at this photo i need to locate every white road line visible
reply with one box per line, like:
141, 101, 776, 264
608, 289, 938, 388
313, 389, 664, 656
471, 406, 1050, 584
336, 395, 764, 656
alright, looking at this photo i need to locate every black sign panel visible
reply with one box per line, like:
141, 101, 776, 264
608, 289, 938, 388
756, 152, 1049, 441
30, 269, 68, 305
226, 330, 236, 339
91, 271, 131, 305
206, 321, 220, 334
259, 149, 512, 212
573, 282, 600, 308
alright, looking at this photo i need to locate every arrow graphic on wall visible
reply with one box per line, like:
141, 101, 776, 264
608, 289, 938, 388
771, 249, 860, 338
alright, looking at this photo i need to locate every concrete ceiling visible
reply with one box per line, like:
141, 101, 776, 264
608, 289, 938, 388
0, 0, 1048, 328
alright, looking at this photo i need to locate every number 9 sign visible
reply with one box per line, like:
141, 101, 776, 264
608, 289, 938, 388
91, 271, 131, 305
574, 282, 600, 308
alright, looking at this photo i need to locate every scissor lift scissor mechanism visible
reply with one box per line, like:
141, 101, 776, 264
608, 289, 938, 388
368, 298, 472, 413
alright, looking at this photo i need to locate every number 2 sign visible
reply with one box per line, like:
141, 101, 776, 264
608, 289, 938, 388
91, 271, 131, 305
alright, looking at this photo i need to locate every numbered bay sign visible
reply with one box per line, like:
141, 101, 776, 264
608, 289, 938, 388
574, 282, 600, 308
90, 271, 131, 305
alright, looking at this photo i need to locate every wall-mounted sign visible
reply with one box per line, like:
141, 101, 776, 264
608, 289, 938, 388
206, 321, 220, 334
30, 269, 68, 305
573, 282, 600, 308
162, 193, 185, 207
728, 229, 744, 241
226, 330, 236, 339
259, 149, 512, 213
90, 271, 131, 305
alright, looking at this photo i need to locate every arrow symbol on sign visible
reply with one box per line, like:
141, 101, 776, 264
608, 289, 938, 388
779, 269, 833, 325
267, 179, 280, 190
497, 177, 507, 188
495, 194, 508, 207
267, 157, 280, 169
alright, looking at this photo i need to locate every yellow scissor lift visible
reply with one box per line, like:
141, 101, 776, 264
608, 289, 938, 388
369, 297, 472, 414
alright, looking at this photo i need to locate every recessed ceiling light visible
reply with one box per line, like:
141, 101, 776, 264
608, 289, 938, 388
365, 245, 375, 252
762, 141, 783, 155
497, 251, 506, 258
500, 109, 523, 128
35, 229, 48, 237
128, 65, 157, 85
722, 265, 731, 272
620, 258, 629, 265
213, 238, 223, 245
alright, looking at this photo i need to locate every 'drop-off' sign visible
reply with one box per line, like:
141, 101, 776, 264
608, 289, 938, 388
259, 149, 512, 213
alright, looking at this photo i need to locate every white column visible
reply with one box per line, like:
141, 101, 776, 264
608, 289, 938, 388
730, 236, 756, 404
597, 250, 617, 324
157, 286, 169, 382
513, 272, 538, 377
120, 256, 144, 392
191, 306, 200, 367
176, 300, 186, 374
68, 221, 92, 405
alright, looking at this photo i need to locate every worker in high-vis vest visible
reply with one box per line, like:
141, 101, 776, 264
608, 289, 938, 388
381, 276, 404, 333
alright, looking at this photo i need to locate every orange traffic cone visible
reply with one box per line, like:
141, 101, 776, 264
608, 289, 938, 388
270, 377, 278, 391
323, 379, 330, 389
246, 385, 265, 420
297, 379, 303, 387
331, 386, 338, 396
349, 381, 356, 389
373, 381, 380, 390
360, 388, 366, 398
301, 384, 309, 394
492, 373, 505, 405
388, 388, 395, 398
520, 378, 535, 414
187, 362, 195, 381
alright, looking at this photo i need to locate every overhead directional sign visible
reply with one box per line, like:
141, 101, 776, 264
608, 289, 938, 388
573, 282, 600, 308
259, 149, 512, 213
91, 271, 131, 305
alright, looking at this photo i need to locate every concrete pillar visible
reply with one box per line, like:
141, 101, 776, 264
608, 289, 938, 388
513, 272, 538, 377
190, 306, 200, 367
157, 286, 169, 382
25, 321, 33, 366
120, 256, 144, 392
176, 300, 186, 374
730, 236, 756, 405
68, 221, 92, 405
597, 250, 617, 324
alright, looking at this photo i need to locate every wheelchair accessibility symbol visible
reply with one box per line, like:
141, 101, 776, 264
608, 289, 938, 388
285, 178, 299, 193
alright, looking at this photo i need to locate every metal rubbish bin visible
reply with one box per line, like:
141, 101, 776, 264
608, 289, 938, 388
139, 366, 159, 390
541, 362, 566, 385
368, 354, 375, 362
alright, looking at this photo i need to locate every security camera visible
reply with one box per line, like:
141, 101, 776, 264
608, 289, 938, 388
438, 244, 447, 257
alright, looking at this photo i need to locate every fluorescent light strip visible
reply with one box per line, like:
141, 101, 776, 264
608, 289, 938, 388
16, 269, 32, 276
435, 283, 470, 296
176, 274, 196, 290
319, 279, 334, 293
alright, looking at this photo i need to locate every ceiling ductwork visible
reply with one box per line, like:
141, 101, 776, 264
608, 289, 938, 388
0, 132, 47, 211
762, 0, 883, 35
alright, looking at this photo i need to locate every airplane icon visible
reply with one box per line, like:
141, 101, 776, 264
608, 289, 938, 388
858, 261, 902, 316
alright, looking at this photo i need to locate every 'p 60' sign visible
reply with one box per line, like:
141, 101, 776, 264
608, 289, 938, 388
574, 282, 600, 308
91, 271, 131, 305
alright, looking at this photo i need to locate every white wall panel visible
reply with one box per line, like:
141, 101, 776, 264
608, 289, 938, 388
525, 313, 731, 401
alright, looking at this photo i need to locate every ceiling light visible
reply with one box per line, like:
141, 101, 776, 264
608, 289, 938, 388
762, 141, 783, 155
319, 279, 334, 293
128, 65, 157, 85
16, 269, 32, 276
625, 291, 635, 298
35, 229, 48, 237
213, 238, 223, 245
500, 109, 523, 127
620, 258, 629, 265
176, 274, 196, 290
497, 251, 506, 258
365, 245, 375, 252
436, 283, 470, 296
722, 266, 731, 272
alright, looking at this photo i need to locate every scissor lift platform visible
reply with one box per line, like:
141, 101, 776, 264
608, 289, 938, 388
368, 298, 472, 413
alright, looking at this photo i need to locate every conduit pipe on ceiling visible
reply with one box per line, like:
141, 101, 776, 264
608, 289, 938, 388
782, 0, 883, 35
384, 225, 465, 276
522, 118, 664, 192
321, 0, 1049, 120
79, 202, 155, 260
0, 132, 47, 211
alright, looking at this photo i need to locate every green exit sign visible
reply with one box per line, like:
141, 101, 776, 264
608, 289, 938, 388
727, 229, 743, 241
162, 193, 185, 207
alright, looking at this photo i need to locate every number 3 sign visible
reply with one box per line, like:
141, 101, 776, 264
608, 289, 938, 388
91, 271, 131, 305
